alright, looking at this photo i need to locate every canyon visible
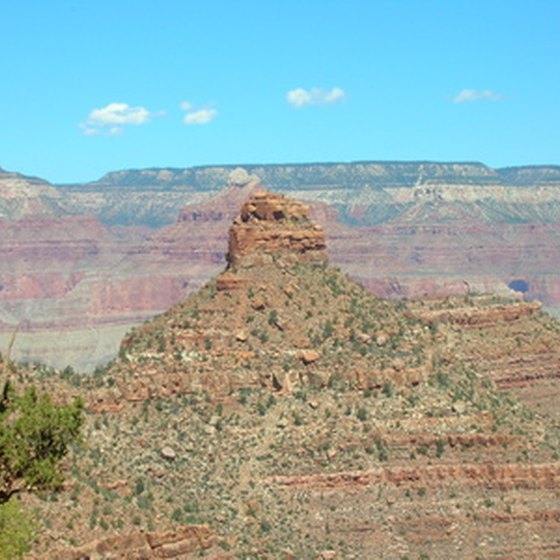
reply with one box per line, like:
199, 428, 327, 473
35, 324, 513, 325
1, 161, 560, 371
18, 191, 560, 559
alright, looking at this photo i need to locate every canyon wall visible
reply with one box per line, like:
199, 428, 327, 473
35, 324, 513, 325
1, 162, 559, 370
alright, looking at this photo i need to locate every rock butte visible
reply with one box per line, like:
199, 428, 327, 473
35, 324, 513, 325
227, 191, 327, 267
103, 190, 435, 402
19, 188, 560, 559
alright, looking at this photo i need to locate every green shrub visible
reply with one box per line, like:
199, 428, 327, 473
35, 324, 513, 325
382, 382, 393, 397
171, 508, 183, 522
0, 500, 35, 559
0, 383, 83, 502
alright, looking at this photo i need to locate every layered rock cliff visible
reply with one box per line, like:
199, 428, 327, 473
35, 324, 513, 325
2, 161, 560, 372
0, 166, 65, 219
56, 162, 560, 227
227, 192, 327, 267
108, 191, 430, 401
23, 190, 560, 560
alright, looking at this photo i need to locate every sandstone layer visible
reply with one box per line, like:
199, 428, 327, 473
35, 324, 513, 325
227, 191, 327, 267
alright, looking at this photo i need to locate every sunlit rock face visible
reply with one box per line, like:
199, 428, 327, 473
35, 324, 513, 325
227, 191, 327, 268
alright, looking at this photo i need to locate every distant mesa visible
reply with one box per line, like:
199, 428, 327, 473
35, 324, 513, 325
176, 167, 262, 225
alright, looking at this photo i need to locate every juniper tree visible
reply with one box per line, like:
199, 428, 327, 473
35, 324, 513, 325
0, 381, 83, 503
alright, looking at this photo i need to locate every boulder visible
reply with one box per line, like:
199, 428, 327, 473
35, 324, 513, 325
299, 349, 320, 364
160, 446, 177, 460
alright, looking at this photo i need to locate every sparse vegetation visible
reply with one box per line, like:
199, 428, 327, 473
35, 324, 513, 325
9, 192, 560, 559
0, 375, 83, 557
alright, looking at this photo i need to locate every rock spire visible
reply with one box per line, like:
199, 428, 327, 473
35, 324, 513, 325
226, 191, 327, 268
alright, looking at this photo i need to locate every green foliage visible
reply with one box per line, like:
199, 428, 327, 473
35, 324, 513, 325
431, 371, 450, 389
322, 320, 334, 339
134, 478, 145, 496
0, 499, 35, 559
0, 383, 83, 502
374, 435, 389, 462
258, 330, 269, 344
382, 382, 394, 398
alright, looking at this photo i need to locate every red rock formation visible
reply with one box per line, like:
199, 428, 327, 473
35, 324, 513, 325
4, 171, 560, 373
49, 525, 216, 560
410, 301, 542, 327
227, 192, 327, 267
268, 462, 560, 491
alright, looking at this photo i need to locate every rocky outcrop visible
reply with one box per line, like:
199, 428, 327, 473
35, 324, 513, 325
103, 191, 434, 402
227, 192, 327, 267
49, 525, 216, 559
0, 167, 64, 219
410, 301, 542, 327
268, 462, 560, 490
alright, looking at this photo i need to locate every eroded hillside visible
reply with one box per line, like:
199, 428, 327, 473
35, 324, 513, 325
19, 191, 560, 560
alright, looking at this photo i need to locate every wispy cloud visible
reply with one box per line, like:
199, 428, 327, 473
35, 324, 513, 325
286, 87, 346, 108
82, 126, 123, 137
184, 108, 218, 125
453, 89, 503, 103
180, 101, 218, 125
81, 102, 157, 135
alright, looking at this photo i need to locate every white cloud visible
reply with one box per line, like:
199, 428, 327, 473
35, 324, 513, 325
81, 125, 123, 137
180, 100, 193, 111
287, 88, 312, 108
453, 89, 503, 103
87, 102, 151, 125
286, 87, 346, 108
183, 108, 218, 125
82, 102, 155, 135
323, 87, 346, 104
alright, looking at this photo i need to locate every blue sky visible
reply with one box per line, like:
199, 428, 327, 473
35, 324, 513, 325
1, 0, 559, 183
